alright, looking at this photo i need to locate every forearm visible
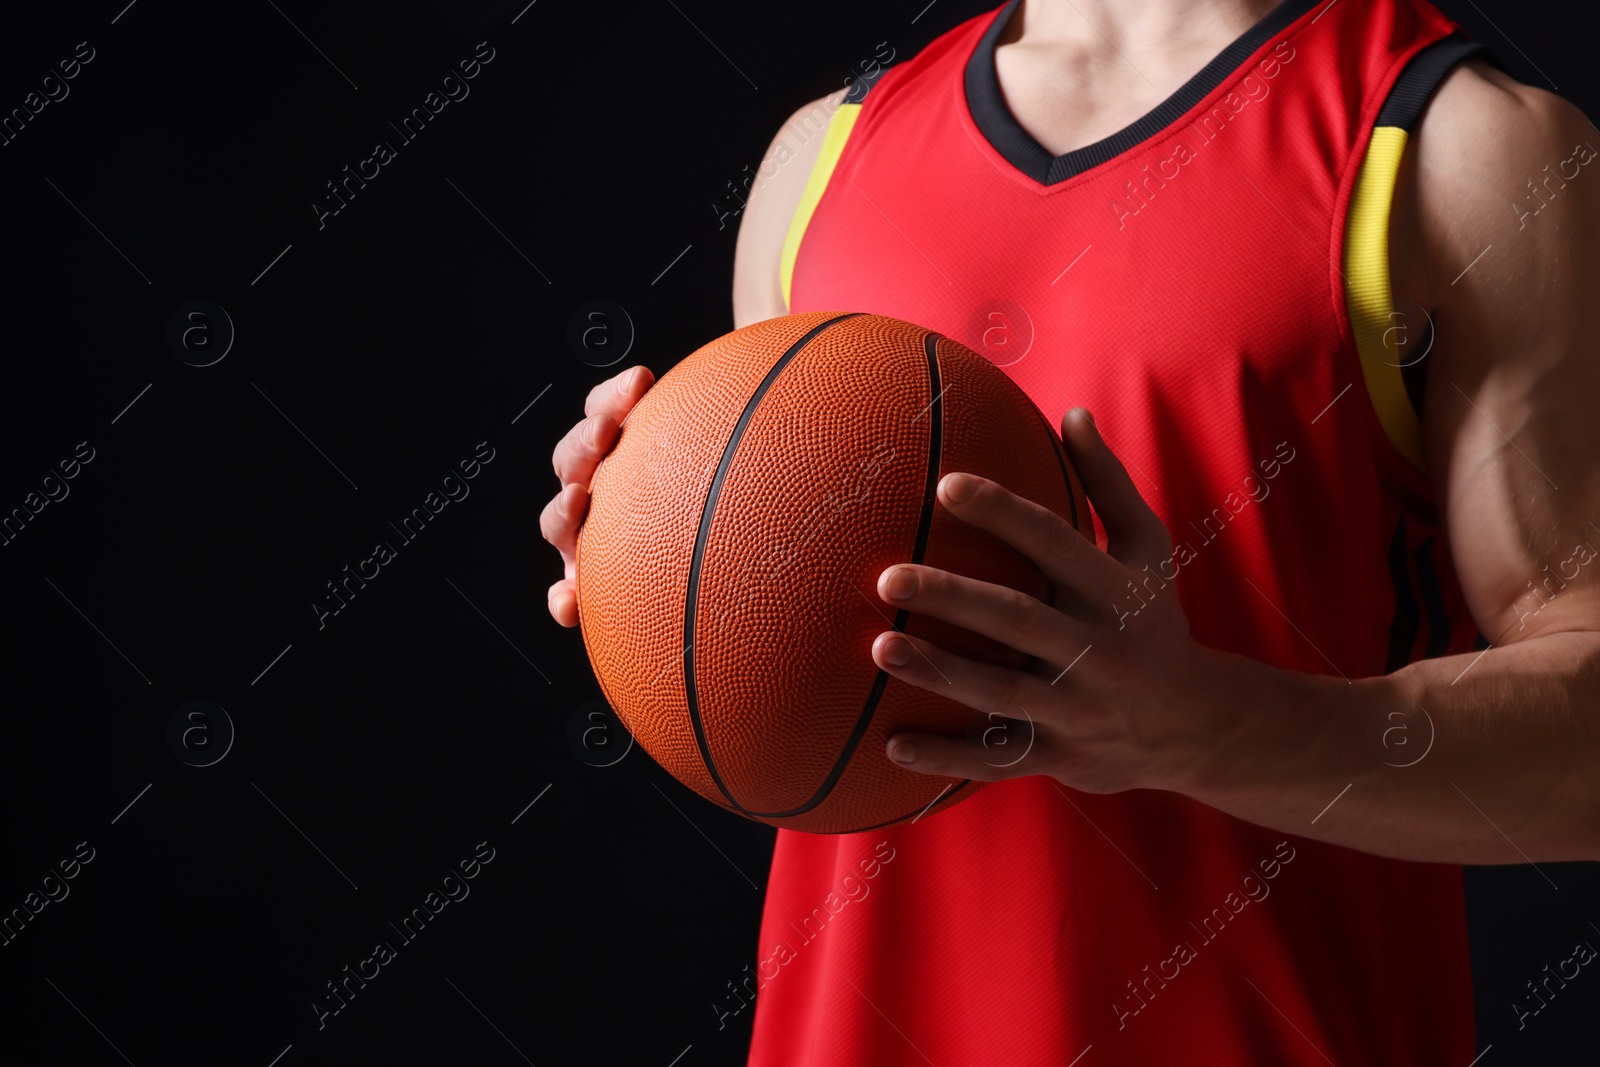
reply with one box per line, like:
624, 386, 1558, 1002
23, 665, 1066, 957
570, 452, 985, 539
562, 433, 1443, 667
1179, 631, 1600, 864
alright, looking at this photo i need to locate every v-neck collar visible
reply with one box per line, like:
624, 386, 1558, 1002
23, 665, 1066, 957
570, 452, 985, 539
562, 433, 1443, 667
963, 0, 1320, 185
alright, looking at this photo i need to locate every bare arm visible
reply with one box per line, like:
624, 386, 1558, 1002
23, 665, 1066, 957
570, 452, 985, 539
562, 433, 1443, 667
732, 90, 845, 328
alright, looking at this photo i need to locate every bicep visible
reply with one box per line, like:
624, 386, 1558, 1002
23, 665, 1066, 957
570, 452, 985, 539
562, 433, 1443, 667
1414, 66, 1600, 642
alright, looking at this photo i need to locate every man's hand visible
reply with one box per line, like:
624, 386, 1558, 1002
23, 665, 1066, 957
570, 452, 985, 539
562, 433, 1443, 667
870, 406, 1227, 794
540, 364, 655, 627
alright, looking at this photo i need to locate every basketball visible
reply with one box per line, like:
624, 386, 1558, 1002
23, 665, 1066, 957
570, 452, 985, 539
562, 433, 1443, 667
575, 311, 1093, 833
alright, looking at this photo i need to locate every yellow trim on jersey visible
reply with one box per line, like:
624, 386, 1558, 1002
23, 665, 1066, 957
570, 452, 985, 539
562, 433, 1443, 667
780, 102, 861, 311
1345, 125, 1426, 471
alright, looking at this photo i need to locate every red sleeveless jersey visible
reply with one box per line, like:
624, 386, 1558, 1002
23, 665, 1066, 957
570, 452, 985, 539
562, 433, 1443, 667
746, 0, 1492, 1063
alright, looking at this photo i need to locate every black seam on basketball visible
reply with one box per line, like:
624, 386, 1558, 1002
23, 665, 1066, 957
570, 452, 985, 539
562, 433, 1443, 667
684, 313, 862, 815
733, 329, 946, 819
832, 779, 976, 834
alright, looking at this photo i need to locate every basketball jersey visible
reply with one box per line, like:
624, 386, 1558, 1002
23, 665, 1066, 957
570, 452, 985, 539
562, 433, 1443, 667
745, 0, 1492, 1063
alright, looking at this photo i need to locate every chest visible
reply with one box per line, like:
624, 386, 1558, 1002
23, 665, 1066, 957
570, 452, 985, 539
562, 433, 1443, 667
792, 102, 1342, 415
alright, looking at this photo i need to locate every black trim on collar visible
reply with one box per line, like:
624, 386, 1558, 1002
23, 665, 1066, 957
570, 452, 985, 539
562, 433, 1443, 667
964, 0, 1322, 185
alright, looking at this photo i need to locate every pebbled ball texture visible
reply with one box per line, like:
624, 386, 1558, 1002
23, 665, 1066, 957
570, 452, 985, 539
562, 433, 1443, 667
576, 312, 1092, 834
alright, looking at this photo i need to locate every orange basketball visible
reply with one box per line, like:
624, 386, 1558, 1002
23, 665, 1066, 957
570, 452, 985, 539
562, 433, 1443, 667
575, 312, 1093, 833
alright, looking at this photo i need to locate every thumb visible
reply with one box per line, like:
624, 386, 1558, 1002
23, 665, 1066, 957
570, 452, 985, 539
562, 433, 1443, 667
1059, 408, 1167, 564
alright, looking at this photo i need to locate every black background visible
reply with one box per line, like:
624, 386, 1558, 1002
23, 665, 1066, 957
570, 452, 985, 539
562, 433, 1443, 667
1, 1, 1595, 1064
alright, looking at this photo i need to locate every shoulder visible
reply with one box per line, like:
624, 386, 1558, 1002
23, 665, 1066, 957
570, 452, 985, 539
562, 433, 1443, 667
1413, 57, 1585, 160
732, 89, 851, 327
730, 36, 943, 326
1393, 57, 1600, 465
1400, 58, 1597, 304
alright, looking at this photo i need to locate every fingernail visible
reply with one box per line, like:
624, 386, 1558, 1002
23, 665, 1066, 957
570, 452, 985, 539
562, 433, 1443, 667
881, 634, 913, 667
943, 473, 977, 504
888, 739, 917, 765
580, 417, 599, 447
619, 367, 642, 394
883, 567, 918, 601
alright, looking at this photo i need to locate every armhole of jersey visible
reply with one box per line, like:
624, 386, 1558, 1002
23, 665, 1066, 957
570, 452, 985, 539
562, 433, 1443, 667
779, 102, 862, 311
1344, 33, 1490, 472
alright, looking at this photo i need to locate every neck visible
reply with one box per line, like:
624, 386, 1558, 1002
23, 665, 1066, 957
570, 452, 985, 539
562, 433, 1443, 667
1009, 0, 1284, 51
984, 0, 1291, 157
